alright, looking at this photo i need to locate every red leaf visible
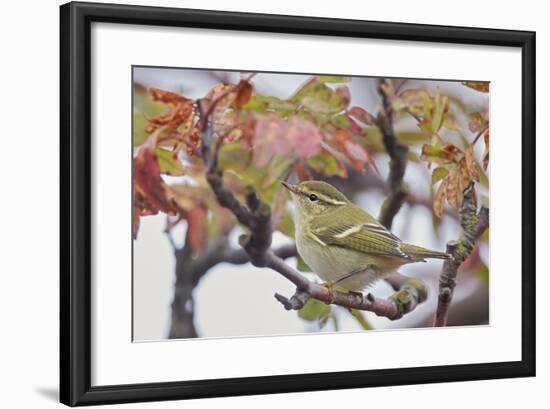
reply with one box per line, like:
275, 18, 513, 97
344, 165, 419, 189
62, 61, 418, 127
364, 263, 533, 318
348, 106, 377, 126
253, 116, 322, 166
294, 162, 313, 180
334, 85, 351, 107
253, 115, 287, 166
134, 135, 173, 214
232, 80, 254, 110
286, 117, 323, 159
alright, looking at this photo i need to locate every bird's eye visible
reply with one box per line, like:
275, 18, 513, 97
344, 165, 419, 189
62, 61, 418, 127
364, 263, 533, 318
308, 194, 318, 202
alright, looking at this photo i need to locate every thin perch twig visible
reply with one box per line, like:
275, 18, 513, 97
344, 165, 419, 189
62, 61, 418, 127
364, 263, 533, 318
434, 182, 489, 326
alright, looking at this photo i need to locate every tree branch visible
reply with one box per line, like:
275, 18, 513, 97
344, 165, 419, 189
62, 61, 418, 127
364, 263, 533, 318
434, 182, 489, 327
376, 78, 409, 229
195, 88, 429, 322
200, 123, 426, 321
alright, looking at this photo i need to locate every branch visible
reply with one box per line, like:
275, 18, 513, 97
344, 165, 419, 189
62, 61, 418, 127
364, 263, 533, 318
269, 253, 427, 320
197, 89, 427, 322
376, 78, 409, 229
434, 182, 489, 326
200, 128, 426, 320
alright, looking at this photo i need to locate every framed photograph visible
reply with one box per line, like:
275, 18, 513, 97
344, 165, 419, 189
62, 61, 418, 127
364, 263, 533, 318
60, 1, 535, 406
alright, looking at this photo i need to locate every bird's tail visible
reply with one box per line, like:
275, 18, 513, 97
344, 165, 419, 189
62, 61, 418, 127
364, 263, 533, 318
400, 243, 451, 262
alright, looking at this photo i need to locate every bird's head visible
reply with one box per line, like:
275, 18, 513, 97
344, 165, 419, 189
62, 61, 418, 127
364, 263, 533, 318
281, 180, 350, 220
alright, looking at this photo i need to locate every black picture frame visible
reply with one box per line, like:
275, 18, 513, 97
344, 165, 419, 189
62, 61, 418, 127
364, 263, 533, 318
60, 1, 536, 406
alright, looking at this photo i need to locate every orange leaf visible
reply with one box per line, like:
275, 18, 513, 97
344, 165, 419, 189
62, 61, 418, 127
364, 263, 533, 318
232, 80, 253, 110
446, 167, 459, 209
433, 177, 448, 218
294, 162, 313, 181
187, 206, 208, 255
462, 81, 490, 93
464, 145, 479, 182
348, 106, 377, 126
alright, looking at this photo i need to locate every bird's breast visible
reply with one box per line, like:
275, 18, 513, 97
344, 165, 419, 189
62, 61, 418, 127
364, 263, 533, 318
295, 230, 393, 291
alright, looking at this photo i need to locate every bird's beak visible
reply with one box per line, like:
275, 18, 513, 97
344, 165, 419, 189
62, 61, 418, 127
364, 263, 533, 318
281, 180, 298, 194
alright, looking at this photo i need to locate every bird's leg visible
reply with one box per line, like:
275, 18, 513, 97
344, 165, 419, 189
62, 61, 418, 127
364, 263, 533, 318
321, 282, 336, 304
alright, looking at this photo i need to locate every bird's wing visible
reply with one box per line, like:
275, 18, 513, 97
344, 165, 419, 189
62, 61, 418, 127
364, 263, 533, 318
311, 205, 412, 260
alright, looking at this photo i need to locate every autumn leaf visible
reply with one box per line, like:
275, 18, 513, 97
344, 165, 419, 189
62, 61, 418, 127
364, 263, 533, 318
286, 117, 323, 159
133, 187, 159, 239
307, 150, 348, 178
421, 144, 462, 165
348, 106, 377, 126
232, 80, 253, 110
462, 81, 490, 93
334, 86, 351, 107
292, 78, 348, 114
293, 162, 313, 180
156, 147, 185, 176
468, 112, 487, 133
253, 116, 323, 167
253, 115, 287, 166
242, 95, 296, 116
317, 75, 352, 83
446, 166, 460, 209
187, 206, 208, 255
464, 145, 479, 182
433, 177, 448, 218
431, 88, 448, 133
431, 166, 449, 185
134, 132, 173, 215
391, 89, 430, 115
146, 88, 195, 134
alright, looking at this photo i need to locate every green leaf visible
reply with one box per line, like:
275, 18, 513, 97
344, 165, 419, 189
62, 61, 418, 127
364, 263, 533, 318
242, 95, 296, 116
156, 147, 185, 176
292, 78, 348, 114
133, 84, 168, 117
431, 89, 446, 132
421, 144, 462, 165
350, 309, 373, 330
133, 112, 150, 147
307, 152, 348, 177
317, 75, 352, 83
431, 166, 449, 185
333, 114, 351, 128
398, 131, 427, 146
298, 299, 331, 321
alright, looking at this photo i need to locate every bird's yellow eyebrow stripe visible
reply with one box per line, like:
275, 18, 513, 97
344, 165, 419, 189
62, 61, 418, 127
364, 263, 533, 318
300, 189, 347, 205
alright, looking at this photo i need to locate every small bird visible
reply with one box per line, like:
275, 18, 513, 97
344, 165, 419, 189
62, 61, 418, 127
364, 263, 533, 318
282, 180, 450, 292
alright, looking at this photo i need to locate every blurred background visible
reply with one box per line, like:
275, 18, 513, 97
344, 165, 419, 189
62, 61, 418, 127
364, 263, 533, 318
132, 67, 489, 341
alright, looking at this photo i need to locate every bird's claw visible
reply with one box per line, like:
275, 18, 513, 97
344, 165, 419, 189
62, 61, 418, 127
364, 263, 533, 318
322, 282, 336, 304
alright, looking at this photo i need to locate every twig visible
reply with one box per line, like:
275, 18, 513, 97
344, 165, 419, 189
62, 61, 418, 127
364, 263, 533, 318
201, 126, 426, 320
269, 252, 427, 320
377, 78, 409, 229
434, 182, 489, 326
195, 85, 428, 321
